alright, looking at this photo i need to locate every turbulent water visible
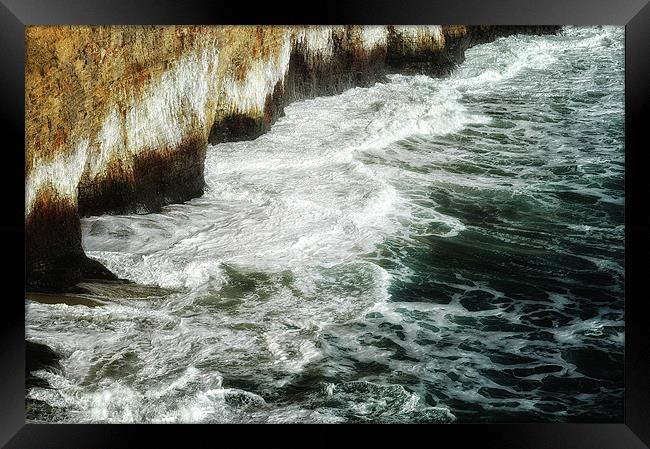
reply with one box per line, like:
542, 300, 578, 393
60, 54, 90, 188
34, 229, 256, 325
26, 26, 625, 423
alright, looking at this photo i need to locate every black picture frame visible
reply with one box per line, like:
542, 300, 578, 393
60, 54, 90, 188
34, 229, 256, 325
3, 0, 649, 447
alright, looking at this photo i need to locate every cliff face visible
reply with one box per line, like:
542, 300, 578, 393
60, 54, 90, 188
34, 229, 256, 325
25, 25, 560, 292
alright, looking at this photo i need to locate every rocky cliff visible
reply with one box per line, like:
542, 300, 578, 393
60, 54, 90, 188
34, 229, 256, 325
25, 25, 560, 292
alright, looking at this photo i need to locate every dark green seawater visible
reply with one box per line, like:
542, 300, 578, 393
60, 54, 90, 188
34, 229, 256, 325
27, 26, 624, 423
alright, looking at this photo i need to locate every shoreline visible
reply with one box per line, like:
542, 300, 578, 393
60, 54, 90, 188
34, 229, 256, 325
25, 25, 561, 294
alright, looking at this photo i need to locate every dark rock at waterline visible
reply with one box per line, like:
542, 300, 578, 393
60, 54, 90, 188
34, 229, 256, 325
209, 113, 269, 144
77, 135, 207, 217
26, 252, 125, 294
26, 340, 61, 392
28, 136, 207, 293
26, 398, 66, 423
80, 257, 122, 282
26, 191, 86, 292
385, 26, 561, 77
26, 190, 125, 292
25, 340, 67, 423
25, 341, 69, 421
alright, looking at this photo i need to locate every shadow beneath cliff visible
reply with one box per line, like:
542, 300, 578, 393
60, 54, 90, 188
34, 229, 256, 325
25, 341, 66, 422
26, 253, 130, 294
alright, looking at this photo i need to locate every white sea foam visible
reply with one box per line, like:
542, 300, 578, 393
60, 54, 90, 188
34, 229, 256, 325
83, 71, 480, 288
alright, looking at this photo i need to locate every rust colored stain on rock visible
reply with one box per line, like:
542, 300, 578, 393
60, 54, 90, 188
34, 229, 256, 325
78, 135, 207, 216
26, 188, 118, 292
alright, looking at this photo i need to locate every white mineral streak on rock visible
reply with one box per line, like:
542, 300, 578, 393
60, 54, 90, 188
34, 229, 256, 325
358, 26, 389, 51
393, 25, 445, 48
25, 138, 89, 216
295, 26, 337, 59
221, 30, 294, 115
90, 106, 123, 177
124, 44, 220, 158
26, 44, 220, 215
221, 26, 351, 116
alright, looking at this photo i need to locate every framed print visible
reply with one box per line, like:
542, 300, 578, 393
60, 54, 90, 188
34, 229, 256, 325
2, 0, 649, 447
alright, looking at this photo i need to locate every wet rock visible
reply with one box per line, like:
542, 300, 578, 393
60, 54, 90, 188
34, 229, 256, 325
25, 341, 60, 391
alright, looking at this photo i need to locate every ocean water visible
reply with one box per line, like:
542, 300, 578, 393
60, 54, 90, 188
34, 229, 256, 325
26, 26, 625, 423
